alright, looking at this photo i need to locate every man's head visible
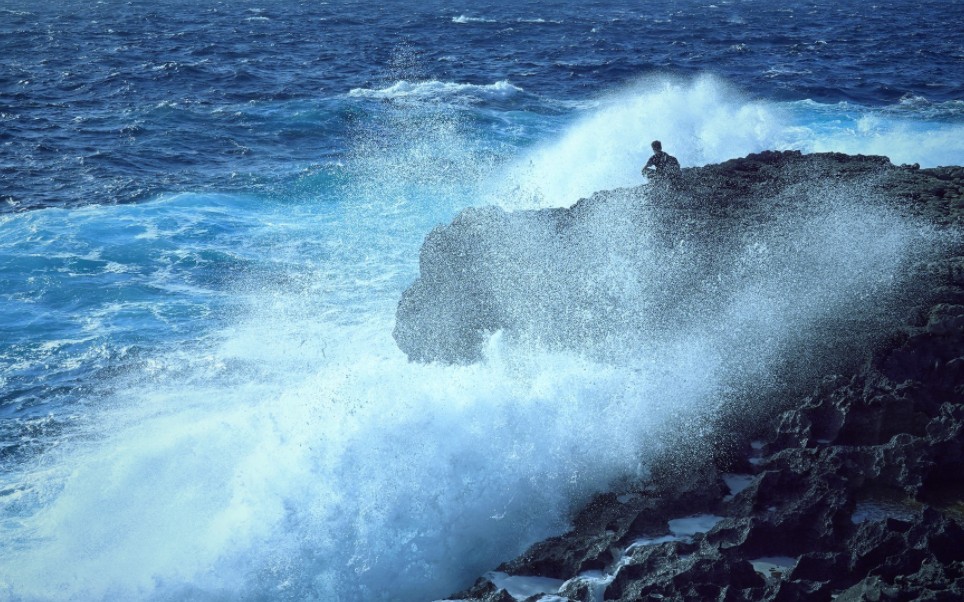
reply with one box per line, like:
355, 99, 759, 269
651, 140, 662, 152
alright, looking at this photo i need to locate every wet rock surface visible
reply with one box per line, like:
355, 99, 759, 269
412, 152, 964, 601
396, 151, 961, 366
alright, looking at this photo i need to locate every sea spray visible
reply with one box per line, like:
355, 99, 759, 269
0, 79, 950, 601
488, 76, 964, 211
399, 173, 928, 372
0, 326, 717, 600
490, 76, 784, 209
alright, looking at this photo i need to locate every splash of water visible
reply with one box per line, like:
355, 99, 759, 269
491, 75, 784, 209
489, 75, 964, 210
0, 76, 945, 601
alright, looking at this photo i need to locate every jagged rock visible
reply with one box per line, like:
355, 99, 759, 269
449, 578, 518, 602
426, 152, 964, 602
498, 471, 727, 580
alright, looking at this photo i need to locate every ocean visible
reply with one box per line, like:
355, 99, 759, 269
1, 0, 963, 599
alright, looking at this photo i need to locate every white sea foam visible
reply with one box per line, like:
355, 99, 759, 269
781, 99, 964, 167
349, 79, 523, 102
452, 15, 497, 24
490, 75, 784, 208
486, 75, 964, 210
0, 318, 704, 600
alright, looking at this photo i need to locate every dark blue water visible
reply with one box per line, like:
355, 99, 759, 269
1, 1, 963, 600
3, 0, 963, 211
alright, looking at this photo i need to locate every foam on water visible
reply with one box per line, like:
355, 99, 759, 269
0, 76, 954, 601
349, 79, 523, 103
782, 99, 964, 168
557, 511, 727, 602
452, 15, 497, 24
1, 314, 715, 600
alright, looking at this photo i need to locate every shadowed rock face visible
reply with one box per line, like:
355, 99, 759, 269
394, 151, 964, 601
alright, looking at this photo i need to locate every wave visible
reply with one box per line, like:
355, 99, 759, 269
888, 95, 964, 119
781, 98, 964, 167
452, 15, 497, 24
348, 79, 523, 102
486, 75, 964, 209
489, 75, 786, 209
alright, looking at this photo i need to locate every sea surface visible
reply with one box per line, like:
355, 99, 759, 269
1, 0, 963, 600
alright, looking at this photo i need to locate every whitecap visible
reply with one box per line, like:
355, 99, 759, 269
348, 79, 523, 102
103, 261, 131, 274
779, 96, 964, 165
887, 95, 964, 119
490, 75, 787, 208
452, 15, 496, 24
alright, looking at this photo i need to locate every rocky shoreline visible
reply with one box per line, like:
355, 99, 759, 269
396, 152, 964, 601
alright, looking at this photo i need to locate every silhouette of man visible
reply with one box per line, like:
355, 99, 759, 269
642, 140, 680, 182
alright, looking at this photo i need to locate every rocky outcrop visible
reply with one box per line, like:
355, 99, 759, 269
450, 284, 964, 601
395, 151, 962, 366
401, 151, 964, 601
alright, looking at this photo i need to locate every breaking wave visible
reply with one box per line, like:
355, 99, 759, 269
490, 75, 784, 208
487, 75, 964, 209
452, 15, 497, 24
348, 79, 523, 102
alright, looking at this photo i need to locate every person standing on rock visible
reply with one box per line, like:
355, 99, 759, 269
642, 140, 681, 183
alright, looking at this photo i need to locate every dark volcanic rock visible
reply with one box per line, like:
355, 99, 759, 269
409, 152, 964, 601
